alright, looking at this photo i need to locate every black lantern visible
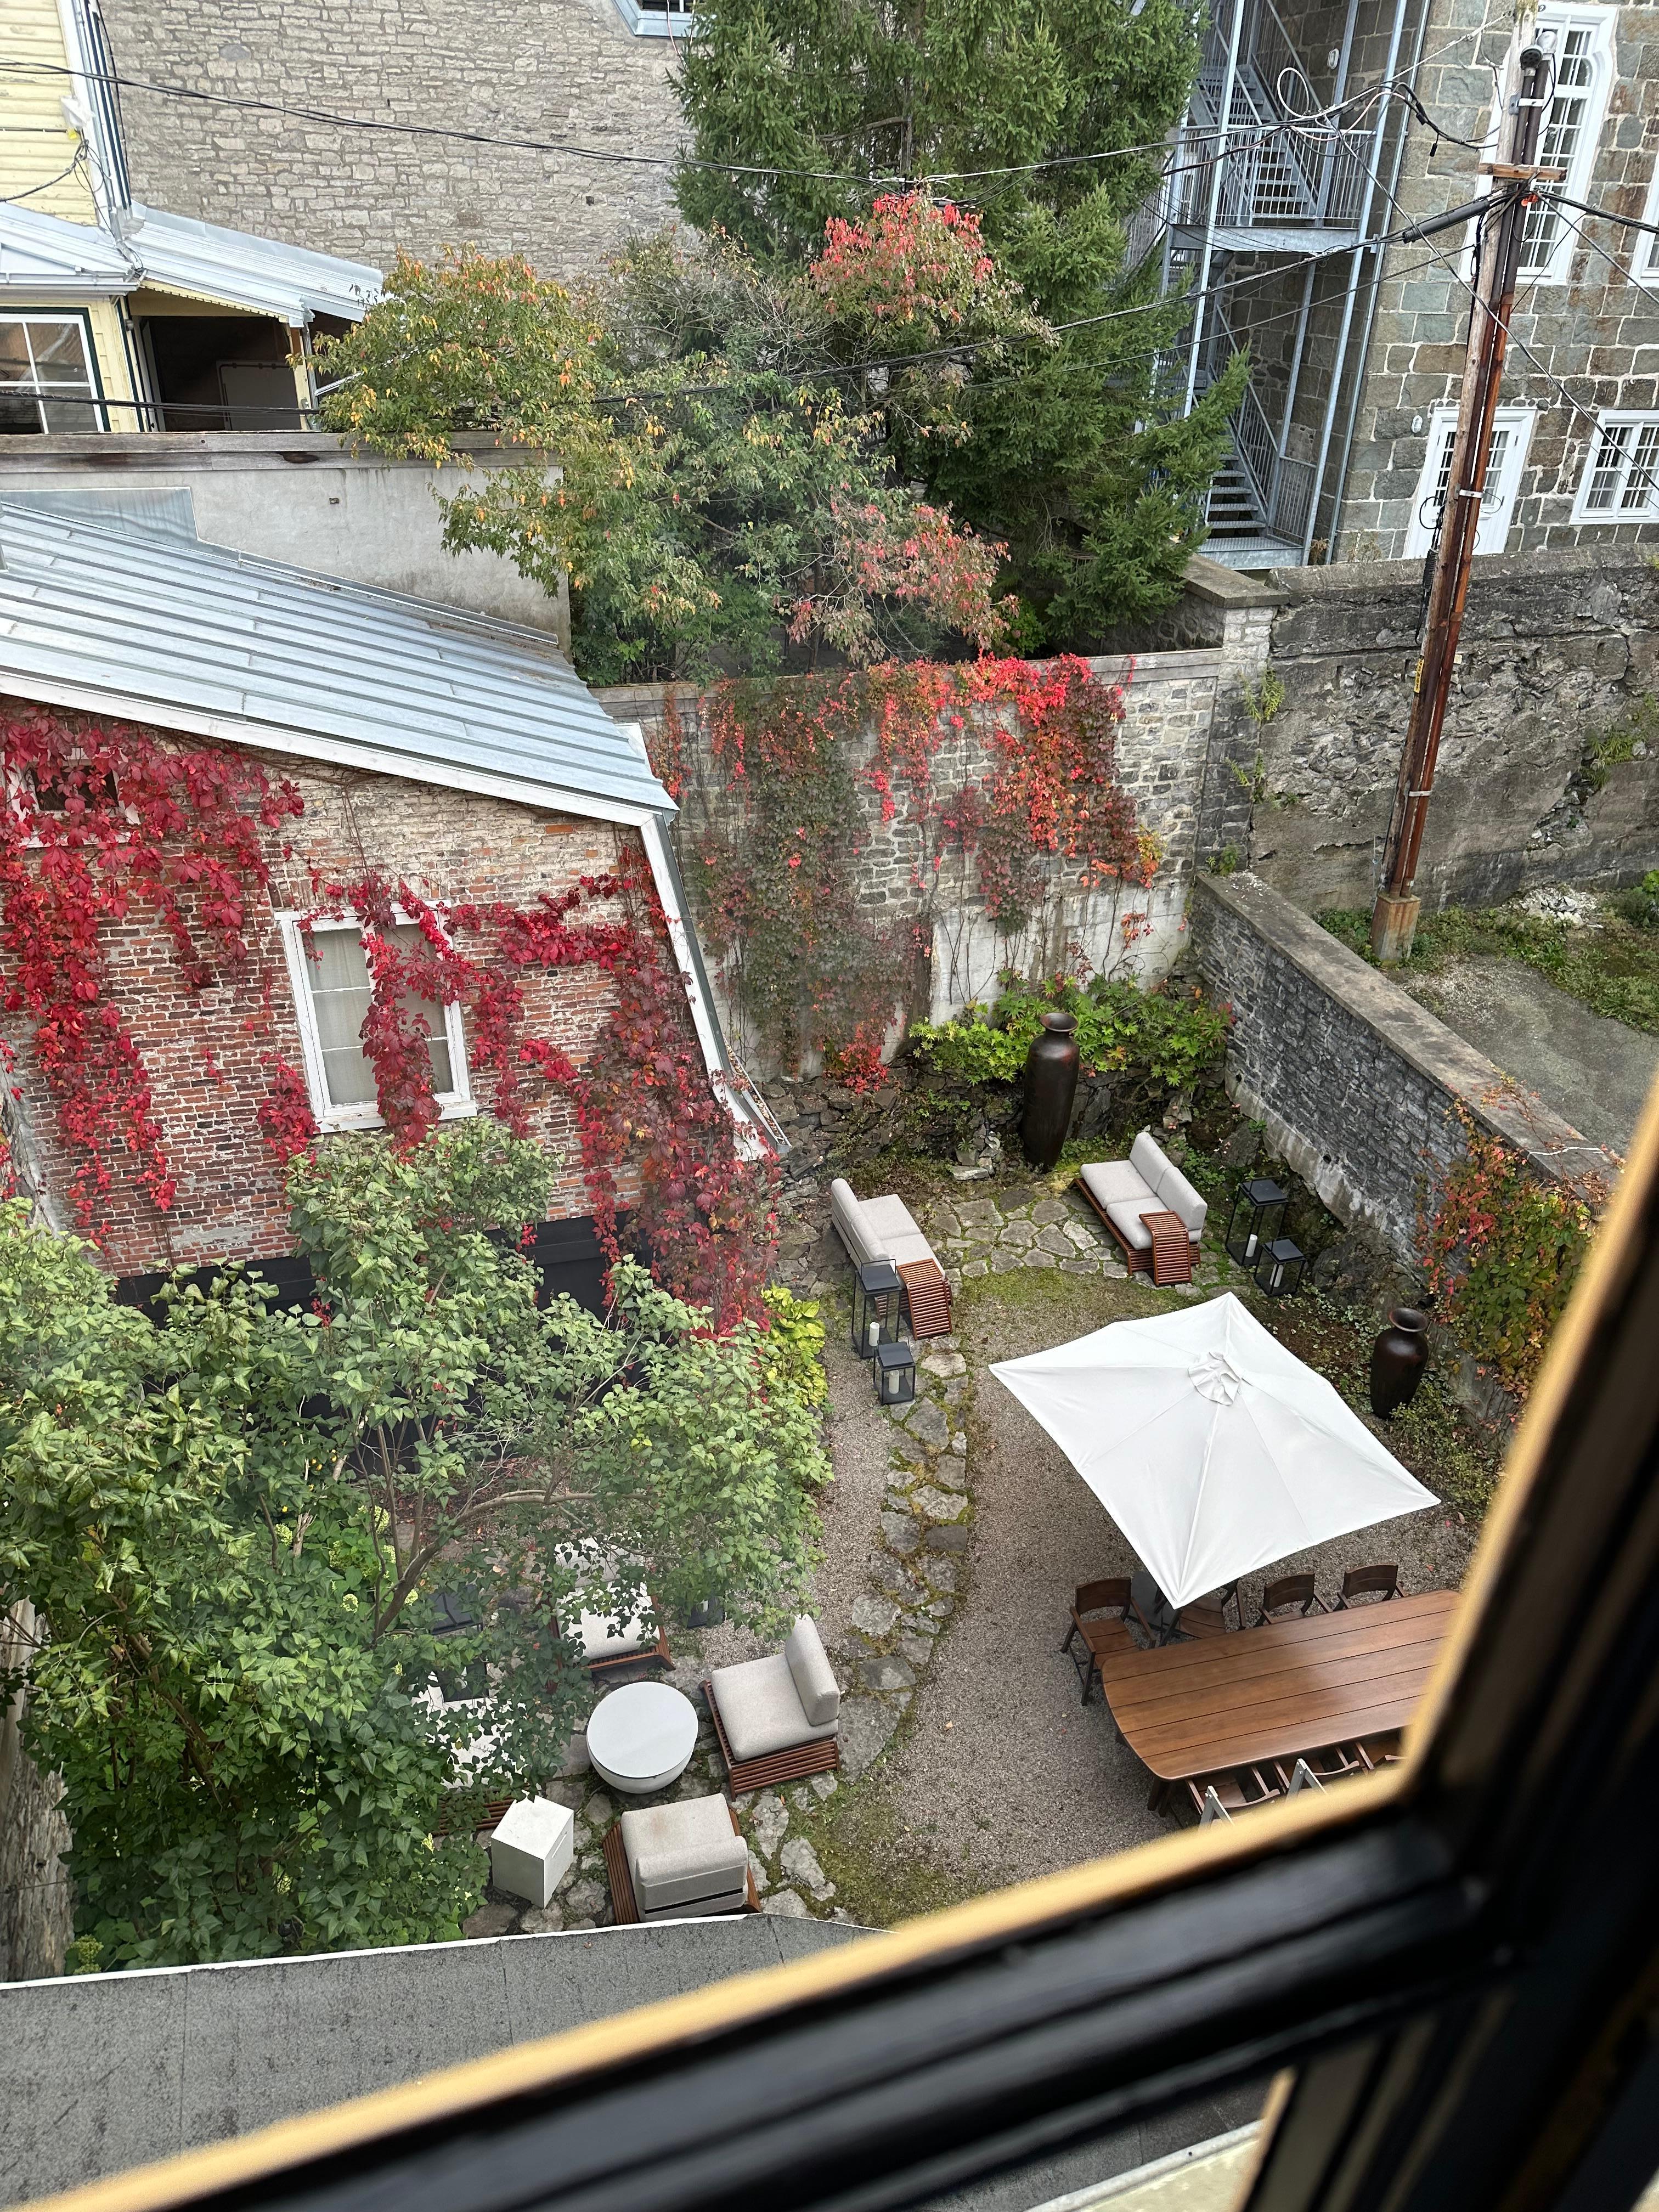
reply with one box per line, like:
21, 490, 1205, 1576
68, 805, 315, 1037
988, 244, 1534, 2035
1255, 1236, 1306, 1298
852, 1260, 904, 1359
1226, 1177, 1288, 1269
875, 1339, 917, 1407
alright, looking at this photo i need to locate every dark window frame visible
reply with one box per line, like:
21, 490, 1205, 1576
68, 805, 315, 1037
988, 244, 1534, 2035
45, 1097, 1659, 2212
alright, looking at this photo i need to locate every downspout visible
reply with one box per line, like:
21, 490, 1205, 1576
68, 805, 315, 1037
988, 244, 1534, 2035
1299, 0, 1413, 560
1322, 0, 1435, 560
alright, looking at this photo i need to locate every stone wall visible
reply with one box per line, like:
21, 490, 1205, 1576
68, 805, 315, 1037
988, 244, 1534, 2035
1189, 871, 1615, 1260
101, 0, 684, 280
599, 637, 1243, 1073
1243, 548, 1659, 912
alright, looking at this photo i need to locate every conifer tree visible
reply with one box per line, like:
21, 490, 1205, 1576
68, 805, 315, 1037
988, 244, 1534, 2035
674, 0, 1245, 647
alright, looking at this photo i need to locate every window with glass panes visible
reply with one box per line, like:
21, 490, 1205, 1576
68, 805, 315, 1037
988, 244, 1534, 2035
289, 918, 469, 1121
0, 314, 103, 433
1517, 14, 1613, 280
1573, 414, 1659, 522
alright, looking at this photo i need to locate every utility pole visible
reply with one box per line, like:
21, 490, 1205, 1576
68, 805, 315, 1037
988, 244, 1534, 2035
1369, 31, 1554, 962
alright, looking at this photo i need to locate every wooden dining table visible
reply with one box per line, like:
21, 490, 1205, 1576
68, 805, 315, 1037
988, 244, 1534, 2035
1093, 1587, 1459, 1793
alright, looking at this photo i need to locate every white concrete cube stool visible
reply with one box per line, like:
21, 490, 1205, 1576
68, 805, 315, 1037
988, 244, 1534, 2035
487, 1796, 574, 1908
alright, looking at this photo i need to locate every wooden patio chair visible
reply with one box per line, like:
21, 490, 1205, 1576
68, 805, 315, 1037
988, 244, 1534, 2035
1169, 1581, 1241, 1641
604, 1797, 759, 1925
1061, 1577, 1136, 1704
1253, 1573, 1328, 1625
1334, 1564, 1404, 1609
1272, 1745, 1364, 1795
1353, 1730, 1404, 1770
1182, 1765, 1280, 1824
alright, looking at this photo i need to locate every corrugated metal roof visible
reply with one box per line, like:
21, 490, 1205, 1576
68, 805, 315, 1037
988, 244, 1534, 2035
0, 503, 673, 822
0, 200, 381, 322
122, 205, 382, 324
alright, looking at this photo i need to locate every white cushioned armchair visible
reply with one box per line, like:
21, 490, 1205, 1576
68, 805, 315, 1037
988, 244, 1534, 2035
607, 1792, 754, 1923
705, 1616, 842, 1792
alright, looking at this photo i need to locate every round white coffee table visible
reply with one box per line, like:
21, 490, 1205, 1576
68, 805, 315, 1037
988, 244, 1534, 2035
585, 1681, 699, 1795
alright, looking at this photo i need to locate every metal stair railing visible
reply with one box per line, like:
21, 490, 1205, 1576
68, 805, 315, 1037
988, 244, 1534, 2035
1197, 308, 1317, 545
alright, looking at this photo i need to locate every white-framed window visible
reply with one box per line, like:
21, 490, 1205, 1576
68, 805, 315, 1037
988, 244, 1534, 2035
1403, 403, 1537, 557
0, 312, 105, 433
1639, 159, 1659, 279
278, 912, 473, 1132
610, 0, 692, 35
1570, 410, 1659, 522
1516, 7, 1616, 285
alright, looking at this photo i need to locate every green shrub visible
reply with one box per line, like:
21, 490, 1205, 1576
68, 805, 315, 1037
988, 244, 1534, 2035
907, 975, 1229, 1095
1610, 868, 1659, 929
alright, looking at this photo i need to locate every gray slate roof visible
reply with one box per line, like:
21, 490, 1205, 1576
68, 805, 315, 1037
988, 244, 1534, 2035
0, 503, 672, 821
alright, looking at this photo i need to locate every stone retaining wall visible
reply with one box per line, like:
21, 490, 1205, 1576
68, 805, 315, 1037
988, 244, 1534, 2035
1189, 871, 1616, 1259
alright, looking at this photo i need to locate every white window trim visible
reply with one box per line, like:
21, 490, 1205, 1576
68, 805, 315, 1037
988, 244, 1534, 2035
610, 0, 692, 36
1568, 409, 1659, 523
1403, 403, 1537, 558
1639, 160, 1659, 279
277, 909, 475, 1135
0, 308, 106, 433
1517, 5, 1617, 287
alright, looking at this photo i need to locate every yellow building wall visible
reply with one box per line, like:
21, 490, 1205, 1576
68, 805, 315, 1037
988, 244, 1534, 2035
0, 0, 101, 224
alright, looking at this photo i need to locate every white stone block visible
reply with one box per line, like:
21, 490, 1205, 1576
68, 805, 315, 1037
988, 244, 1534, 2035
487, 1796, 574, 1909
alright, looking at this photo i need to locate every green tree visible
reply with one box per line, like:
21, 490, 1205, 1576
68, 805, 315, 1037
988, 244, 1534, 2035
318, 244, 1008, 683
0, 1123, 827, 1968
672, 0, 1245, 646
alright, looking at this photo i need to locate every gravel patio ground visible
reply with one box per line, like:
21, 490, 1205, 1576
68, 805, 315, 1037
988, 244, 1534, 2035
468, 1171, 1484, 1940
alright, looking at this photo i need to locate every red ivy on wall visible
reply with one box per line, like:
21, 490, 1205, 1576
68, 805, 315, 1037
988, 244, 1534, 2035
686, 655, 1154, 1089
0, 707, 301, 1224
0, 704, 773, 1320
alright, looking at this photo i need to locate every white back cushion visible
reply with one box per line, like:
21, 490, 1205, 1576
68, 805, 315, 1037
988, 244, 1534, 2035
1128, 1129, 1168, 1192
783, 1616, 840, 1725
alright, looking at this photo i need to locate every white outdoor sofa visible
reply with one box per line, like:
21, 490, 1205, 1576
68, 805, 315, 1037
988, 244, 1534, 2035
605, 1793, 755, 1923
704, 1616, 842, 1793
1077, 1129, 1207, 1285
829, 1177, 953, 1337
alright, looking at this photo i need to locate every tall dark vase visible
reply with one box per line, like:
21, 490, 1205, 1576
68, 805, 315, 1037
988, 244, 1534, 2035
1369, 1306, 1429, 1418
1021, 1011, 1080, 1171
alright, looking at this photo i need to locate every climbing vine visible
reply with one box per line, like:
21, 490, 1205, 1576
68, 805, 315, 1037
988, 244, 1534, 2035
0, 707, 301, 1225
680, 656, 1155, 1086
1419, 1107, 1602, 1397
0, 706, 773, 1319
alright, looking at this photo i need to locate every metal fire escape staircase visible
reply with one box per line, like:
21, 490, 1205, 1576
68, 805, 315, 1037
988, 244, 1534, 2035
1164, 0, 1371, 566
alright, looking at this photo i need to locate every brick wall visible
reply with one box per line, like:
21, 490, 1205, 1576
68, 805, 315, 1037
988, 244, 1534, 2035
100, 0, 685, 279
5, 720, 640, 1275
1189, 871, 1615, 1258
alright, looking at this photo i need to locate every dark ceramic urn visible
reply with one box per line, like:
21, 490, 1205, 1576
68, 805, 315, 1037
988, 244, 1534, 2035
1369, 1306, 1429, 1418
1021, 1010, 1081, 1172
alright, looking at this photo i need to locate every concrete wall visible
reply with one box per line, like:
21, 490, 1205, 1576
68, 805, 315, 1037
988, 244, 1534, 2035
0, 434, 570, 646
0, 1916, 867, 2206
100, 0, 684, 281
1189, 871, 1615, 1257
1243, 549, 1659, 912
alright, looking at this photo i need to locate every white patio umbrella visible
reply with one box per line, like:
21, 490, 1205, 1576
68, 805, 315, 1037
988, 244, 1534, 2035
990, 1291, 1437, 1611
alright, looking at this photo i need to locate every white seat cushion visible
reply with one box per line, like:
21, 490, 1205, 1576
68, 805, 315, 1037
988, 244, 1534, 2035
710, 1652, 839, 1761
578, 1602, 651, 1662
1080, 1160, 1156, 1212
622, 1795, 748, 1914
1105, 1199, 1157, 1250
861, 1193, 922, 1246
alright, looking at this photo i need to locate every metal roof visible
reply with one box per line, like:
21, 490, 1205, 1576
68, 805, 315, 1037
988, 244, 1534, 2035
122, 205, 382, 323
0, 503, 673, 823
0, 201, 381, 323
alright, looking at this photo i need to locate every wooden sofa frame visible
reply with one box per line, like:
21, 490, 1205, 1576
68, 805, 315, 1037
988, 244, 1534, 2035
703, 1677, 843, 1795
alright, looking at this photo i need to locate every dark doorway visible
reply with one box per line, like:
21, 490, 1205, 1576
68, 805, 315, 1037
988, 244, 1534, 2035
137, 313, 303, 430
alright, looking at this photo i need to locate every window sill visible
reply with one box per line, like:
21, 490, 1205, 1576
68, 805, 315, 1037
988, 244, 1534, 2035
315, 1098, 478, 1135
610, 0, 693, 33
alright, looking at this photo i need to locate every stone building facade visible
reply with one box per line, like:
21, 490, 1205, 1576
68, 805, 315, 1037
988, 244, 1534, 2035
99, 0, 686, 276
